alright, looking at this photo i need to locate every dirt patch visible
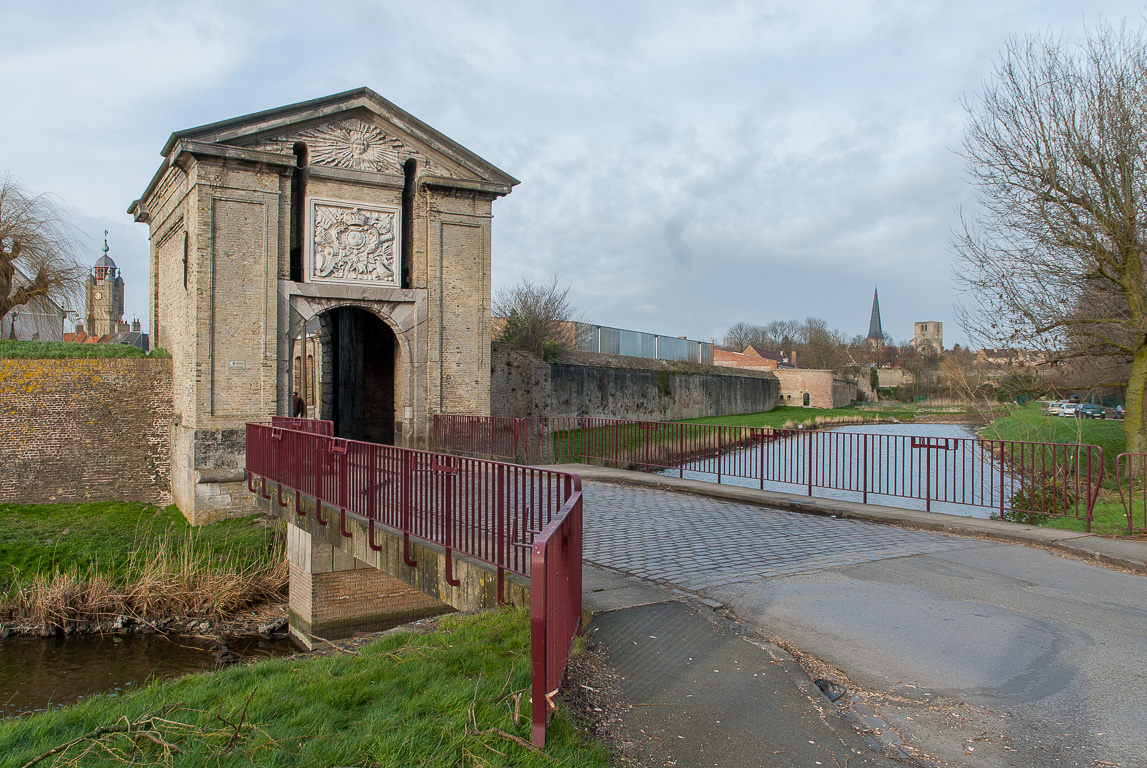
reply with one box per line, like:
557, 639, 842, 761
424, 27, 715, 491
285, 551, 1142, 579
559, 636, 660, 767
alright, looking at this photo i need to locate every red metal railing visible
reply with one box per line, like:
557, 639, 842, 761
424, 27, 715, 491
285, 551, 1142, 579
1117, 453, 1147, 533
434, 415, 1104, 530
271, 416, 334, 436
531, 479, 582, 748
245, 421, 581, 747
431, 415, 526, 463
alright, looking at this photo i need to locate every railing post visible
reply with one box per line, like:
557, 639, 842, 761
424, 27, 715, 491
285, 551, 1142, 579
496, 464, 506, 604
999, 440, 1005, 518
925, 442, 932, 512
717, 428, 723, 485
680, 423, 685, 479
758, 429, 765, 490
806, 431, 813, 497
862, 433, 868, 505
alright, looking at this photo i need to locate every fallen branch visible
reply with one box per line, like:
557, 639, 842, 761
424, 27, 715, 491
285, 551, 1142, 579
20, 709, 180, 768
225, 688, 258, 753
304, 631, 362, 656
477, 728, 546, 755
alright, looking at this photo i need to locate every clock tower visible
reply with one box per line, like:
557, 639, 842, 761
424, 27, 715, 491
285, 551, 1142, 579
86, 232, 126, 336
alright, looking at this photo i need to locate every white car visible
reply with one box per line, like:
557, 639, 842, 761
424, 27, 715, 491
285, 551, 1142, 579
1059, 403, 1078, 417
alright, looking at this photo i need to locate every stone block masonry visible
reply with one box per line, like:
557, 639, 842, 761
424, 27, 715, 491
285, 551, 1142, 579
0, 358, 173, 506
491, 345, 780, 420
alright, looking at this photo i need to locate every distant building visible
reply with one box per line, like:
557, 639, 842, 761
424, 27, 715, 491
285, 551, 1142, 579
976, 348, 1039, 368
86, 234, 127, 336
61, 235, 149, 350
866, 287, 884, 343
910, 321, 942, 354
712, 345, 789, 371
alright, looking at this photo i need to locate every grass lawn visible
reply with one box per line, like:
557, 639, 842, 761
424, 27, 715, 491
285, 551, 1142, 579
978, 404, 1139, 535
0, 340, 167, 359
0, 501, 280, 587
978, 403, 1127, 476
681, 402, 972, 429
0, 607, 609, 768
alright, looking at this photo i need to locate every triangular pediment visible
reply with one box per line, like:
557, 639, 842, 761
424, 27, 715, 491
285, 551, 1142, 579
162, 88, 518, 188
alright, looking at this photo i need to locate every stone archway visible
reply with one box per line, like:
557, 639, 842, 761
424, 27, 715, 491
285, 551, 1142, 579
284, 289, 426, 448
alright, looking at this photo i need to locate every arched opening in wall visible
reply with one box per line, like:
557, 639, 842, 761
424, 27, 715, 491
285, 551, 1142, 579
321, 306, 397, 444
803, 392, 810, 407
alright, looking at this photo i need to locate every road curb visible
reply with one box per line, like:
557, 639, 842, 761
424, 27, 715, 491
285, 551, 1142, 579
556, 464, 1147, 576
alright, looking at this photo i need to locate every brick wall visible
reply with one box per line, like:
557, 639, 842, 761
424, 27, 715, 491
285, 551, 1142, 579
0, 358, 173, 505
289, 563, 447, 637
772, 369, 858, 409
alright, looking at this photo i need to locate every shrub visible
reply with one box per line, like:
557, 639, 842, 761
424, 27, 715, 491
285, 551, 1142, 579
998, 479, 1078, 525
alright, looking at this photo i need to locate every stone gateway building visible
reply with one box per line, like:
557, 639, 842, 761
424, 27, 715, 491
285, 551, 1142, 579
130, 88, 518, 523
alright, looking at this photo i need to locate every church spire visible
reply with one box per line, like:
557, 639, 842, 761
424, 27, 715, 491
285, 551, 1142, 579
866, 286, 883, 341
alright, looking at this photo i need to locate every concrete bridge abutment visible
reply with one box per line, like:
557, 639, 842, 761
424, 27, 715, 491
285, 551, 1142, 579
254, 485, 530, 649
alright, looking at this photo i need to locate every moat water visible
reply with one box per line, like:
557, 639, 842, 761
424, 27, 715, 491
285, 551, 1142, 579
659, 422, 1013, 518
0, 632, 294, 719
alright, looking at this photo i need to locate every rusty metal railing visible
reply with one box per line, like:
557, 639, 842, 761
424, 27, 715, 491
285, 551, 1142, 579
434, 415, 1104, 530
245, 420, 582, 747
1117, 453, 1147, 533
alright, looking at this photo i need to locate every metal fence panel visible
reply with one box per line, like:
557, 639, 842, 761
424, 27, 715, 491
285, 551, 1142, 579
574, 322, 712, 365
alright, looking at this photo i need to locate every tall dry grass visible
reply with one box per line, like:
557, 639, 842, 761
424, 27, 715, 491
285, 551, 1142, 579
0, 531, 287, 630
781, 415, 871, 430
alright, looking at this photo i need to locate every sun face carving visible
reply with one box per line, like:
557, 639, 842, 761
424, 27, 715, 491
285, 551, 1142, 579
247, 118, 440, 176
310, 201, 399, 285
300, 119, 399, 172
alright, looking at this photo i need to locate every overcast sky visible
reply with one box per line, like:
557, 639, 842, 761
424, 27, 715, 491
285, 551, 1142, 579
2, 1, 1143, 348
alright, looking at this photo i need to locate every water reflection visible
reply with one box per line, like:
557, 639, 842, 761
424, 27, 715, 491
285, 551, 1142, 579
661, 423, 1012, 518
0, 633, 292, 718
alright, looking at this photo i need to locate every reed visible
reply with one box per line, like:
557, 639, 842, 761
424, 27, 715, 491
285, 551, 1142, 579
0, 529, 287, 630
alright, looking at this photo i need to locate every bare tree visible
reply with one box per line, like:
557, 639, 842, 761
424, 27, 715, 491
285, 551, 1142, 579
722, 321, 757, 352
954, 21, 1147, 451
493, 274, 579, 360
0, 173, 85, 330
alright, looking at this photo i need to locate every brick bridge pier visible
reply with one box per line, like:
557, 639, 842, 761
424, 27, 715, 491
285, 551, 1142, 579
254, 486, 530, 649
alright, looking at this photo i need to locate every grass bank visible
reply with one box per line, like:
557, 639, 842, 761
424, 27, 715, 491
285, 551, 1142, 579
0, 607, 609, 768
979, 404, 1131, 535
978, 403, 1126, 471
0, 339, 168, 359
681, 402, 978, 430
0, 502, 285, 631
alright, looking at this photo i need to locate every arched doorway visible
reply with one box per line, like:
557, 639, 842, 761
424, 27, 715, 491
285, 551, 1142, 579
321, 306, 398, 444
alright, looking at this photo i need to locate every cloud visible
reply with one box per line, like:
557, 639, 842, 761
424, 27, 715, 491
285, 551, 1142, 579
2, 0, 1143, 346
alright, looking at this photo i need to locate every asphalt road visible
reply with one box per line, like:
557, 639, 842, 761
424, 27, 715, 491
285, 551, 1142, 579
582, 480, 1147, 768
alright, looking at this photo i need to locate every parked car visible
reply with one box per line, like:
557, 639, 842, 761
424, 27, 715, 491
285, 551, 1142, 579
1114, 405, 1126, 420
1047, 401, 1063, 415
1059, 403, 1078, 417
1077, 403, 1105, 419
1068, 395, 1082, 404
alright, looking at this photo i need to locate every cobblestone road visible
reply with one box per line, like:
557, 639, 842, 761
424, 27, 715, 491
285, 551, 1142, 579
582, 481, 986, 592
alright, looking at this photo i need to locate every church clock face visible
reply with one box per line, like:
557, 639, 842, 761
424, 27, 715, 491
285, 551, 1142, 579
94, 292, 102, 300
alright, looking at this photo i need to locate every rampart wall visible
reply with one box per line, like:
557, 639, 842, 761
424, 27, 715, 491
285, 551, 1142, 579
491, 344, 779, 420
0, 358, 173, 506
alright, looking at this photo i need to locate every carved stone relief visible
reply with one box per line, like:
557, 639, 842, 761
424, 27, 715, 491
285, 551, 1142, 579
248, 118, 443, 176
310, 200, 399, 286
